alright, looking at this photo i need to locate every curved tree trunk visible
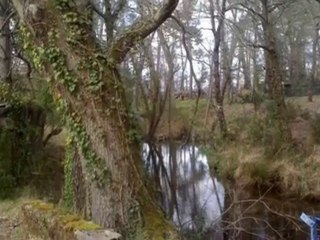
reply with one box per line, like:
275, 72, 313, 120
12, 0, 179, 239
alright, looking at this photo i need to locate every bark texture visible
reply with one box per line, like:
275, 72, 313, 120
12, 0, 179, 239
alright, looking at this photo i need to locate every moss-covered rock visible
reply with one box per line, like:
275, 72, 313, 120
22, 200, 121, 240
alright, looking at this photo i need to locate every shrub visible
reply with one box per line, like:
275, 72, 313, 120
0, 171, 16, 199
237, 89, 265, 105
285, 101, 303, 121
246, 115, 265, 142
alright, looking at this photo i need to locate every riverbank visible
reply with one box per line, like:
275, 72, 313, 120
151, 96, 320, 201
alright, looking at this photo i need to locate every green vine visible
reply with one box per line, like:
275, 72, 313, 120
63, 137, 75, 210
66, 115, 110, 187
19, 25, 44, 71
18, 5, 110, 188
45, 47, 78, 92
54, 0, 92, 46
54, 0, 108, 93
86, 57, 104, 92
53, 93, 110, 188
20, 25, 78, 93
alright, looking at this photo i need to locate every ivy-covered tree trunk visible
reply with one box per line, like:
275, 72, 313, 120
12, 0, 179, 239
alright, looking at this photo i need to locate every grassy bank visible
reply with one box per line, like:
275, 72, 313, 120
0, 189, 45, 240
155, 96, 320, 200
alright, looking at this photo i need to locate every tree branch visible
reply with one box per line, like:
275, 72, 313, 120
247, 43, 272, 52
89, 0, 108, 22
109, 0, 179, 63
111, 0, 126, 19
239, 3, 265, 22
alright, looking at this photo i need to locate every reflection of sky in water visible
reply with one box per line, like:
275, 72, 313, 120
143, 143, 224, 230
143, 143, 311, 240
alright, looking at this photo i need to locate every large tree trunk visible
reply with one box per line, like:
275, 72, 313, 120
0, 0, 11, 83
261, 0, 291, 141
12, 0, 179, 239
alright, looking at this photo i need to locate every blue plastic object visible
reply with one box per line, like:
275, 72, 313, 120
300, 213, 320, 240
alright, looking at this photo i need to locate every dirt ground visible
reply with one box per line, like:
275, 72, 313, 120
0, 216, 21, 240
0, 198, 42, 240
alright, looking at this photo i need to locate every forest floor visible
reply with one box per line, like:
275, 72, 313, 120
0, 197, 42, 240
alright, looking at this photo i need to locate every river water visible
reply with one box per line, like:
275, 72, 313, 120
143, 142, 317, 240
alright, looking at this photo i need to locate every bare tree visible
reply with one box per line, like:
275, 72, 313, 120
260, 0, 291, 140
239, 0, 292, 140
209, 0, 228, 137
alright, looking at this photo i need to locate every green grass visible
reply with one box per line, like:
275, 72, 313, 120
175, 99, 207, 114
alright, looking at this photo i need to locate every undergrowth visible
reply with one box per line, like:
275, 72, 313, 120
207, 99, 320, 200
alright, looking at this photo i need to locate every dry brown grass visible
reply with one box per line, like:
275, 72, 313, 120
287, 95, 320, 114
212, 141, 320, 200
0, 191, 44, 240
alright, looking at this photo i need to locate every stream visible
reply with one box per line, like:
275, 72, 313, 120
143, 142, 317, 240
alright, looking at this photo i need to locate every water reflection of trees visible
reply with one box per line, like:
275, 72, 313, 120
144, 142, 224, 239
144, 142, 312, 240
221, 189, 308, 240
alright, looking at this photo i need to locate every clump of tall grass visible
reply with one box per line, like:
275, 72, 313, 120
207, 100, 320, 199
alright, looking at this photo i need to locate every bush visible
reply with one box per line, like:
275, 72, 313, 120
246, 115, 265, 142
262, 125, 294, 157
285, 101, 303, 121
0, 171, 16, 199
233, 100, 296, 156
237, 89, 265, 105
